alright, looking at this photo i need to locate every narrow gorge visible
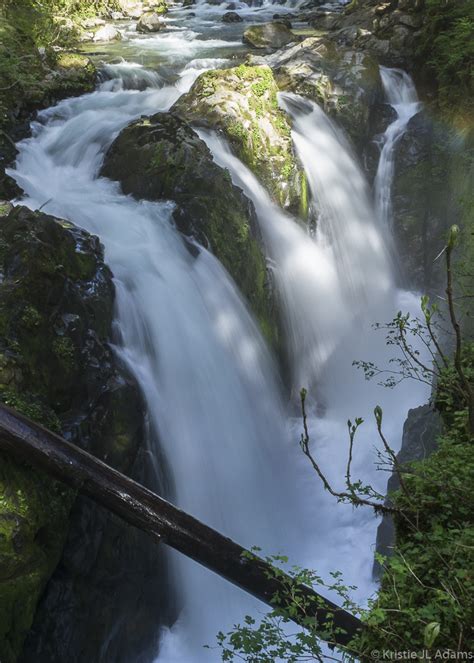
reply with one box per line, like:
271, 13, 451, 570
0, 0, 472, 661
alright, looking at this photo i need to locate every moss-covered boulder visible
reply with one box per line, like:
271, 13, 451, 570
101, 112, 277, 343
174, 64, 304, 214
0, 32, 97, 198
242, 22, 298, 50
250, 36, 382, 152
0, 3, 98, 199
0, 206, 149, 662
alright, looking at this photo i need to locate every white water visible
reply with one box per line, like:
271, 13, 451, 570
8, 15, 429, 663
202, 93, 392, 390
201, 91, 428, 612
374, 67, 421, 227
10, 64, 304, 663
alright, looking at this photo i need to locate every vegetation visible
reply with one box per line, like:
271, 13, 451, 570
0, 0, 120, 129
214, 226, 474, 660
416, 0, 474, 118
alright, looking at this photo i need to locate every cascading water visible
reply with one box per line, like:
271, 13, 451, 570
201, 93, 393, 390
202, 93, 429, 606
8, 8, 430, 660
374, 67, 421, 227
10, 65, 303, 662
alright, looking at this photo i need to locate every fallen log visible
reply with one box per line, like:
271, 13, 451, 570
0, 403, 363, 649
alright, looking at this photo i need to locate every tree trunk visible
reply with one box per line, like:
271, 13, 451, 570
0, 403, 363, 650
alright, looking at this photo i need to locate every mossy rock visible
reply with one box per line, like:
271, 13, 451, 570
254, 36, 382, 152
0, 206, 114, 410
0, 205, 145, 661
42, 51, 97, 100
101, 112, 278, 345
242, 22, 298, 50
0, 453, 74, 663
173, 64, 304, 216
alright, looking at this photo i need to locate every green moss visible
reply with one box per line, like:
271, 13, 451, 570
0, 203, 12, 217
0, 2, 101, 144
0, 453, 74, 663
299, 170, 309, 220
52, 336, 76, 371
20, 305, 42, 329
0, 389, 61, 434
174, 64, 305, 215
0, 205, 115, 660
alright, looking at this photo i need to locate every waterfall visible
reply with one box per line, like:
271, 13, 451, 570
10, 68, 302, 662
201, 92, 429, 609
201, 93, 393, 389
8, 6, 430, 652
374, 67, 421, 227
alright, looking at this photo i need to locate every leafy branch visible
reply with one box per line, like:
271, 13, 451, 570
299, 389, 402, 516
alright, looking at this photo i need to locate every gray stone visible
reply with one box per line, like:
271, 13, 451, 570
374, 404, 441, 577
222, 11, 243, 22
93, 24, 122, 42
136, 12, 165, 32
243, 22, 297, 50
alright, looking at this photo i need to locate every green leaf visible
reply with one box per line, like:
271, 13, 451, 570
424, 621, 440, 648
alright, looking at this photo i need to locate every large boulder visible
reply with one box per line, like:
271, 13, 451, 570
250, 36, 382, 152
0, 206, 161, 663
173, 64, 305, 215
101, 113, 277, 344
243, 22, 297, 50
136, 12, 165, 32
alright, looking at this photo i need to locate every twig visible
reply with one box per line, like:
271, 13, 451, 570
299, 390, 398, 515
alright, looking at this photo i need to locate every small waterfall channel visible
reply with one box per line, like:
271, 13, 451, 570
7, 4, 429, 654
374, 67, 421, 227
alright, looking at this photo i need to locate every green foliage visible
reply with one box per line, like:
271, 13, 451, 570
354, 432, 474, 655
416, 0, 474, 114
0, 0, 109, 131
212, 552, 361, 662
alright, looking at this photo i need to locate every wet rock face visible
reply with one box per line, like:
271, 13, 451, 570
305, 0, 426, 69
101, 112, 278, 345
250, 37, 383, 152
174, 64, 304, 215
242, 22, 298, 50
0, 206, 162, 663
391, 111, 453, 292
0, 206, 114, 412
374, 404, 441, 577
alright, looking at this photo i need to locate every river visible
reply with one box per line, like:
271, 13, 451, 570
9, 2, 429, 660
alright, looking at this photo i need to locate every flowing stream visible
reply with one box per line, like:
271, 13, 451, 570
8, 8, 428, 661
374, 67, 421, 227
